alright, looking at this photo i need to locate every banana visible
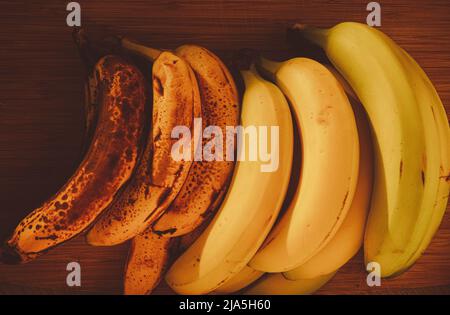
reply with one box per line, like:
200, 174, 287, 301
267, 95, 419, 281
176, 195, 222, 254
2, 56, 147, 263
249, 57, 359, 272
87, 44, 201, 246
216, 68, 369, 290
124, 230, 174, 295
284, 82, 373, 280
400, 48, 450, 273
123, 191, 220, 295
291, 22, 448, 276
165, 67, 293, 295
153, 44, 240, 237
291, 22, 427, 249
363, 33, 449, 276
214, 265, 264, 294
243, 271, 336, 295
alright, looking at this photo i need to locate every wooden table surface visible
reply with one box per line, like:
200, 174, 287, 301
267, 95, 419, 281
0, 0, 449, 295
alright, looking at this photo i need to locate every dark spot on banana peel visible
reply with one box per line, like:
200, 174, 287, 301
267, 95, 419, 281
144, 185, 151, 198
341, 191, 349, 210
153, 76, 164, 96
34, 234, 57, 241
153, 128, 162, 143
125, 148, 133, 162
153, 228, 177, 237
174, 164, 185, 177
157, 188, 172, 207
217, 276, 232, 287
421, 171, 425, 185
55, 201, 69, 210
400, 160, 403, 177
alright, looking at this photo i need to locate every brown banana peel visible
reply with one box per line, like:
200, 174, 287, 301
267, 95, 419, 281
2, 55, 147, 263
86, 48, 201, 246
123, 203, 219, 295
124, 230, 175, 295
153, 44, 240, 237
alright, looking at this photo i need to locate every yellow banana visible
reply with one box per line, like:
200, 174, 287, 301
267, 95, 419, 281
214, 265, 264, 294
249, 57, 359, 272
165, 67, 293, 295
291, 22, 428, 258
244, 271, 336, 295
363, 32, 449, 276
401, 48, 450, 273
291, 22, 448, 276
218, 69, 371, 290
284, 81, 373, 280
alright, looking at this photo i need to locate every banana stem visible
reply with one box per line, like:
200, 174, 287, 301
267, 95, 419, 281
240, 69, 255, 88
240, 63, 264, 88
290, 24, 329, 48
122, 38, 162, 62
257, 57, 282, 82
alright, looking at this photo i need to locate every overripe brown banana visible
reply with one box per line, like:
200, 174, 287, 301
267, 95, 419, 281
2, 55, 147, 263
153, 44, 240, 237
124, 191, 220, 295
124, 230, 175, 295
86, 47, 202, 246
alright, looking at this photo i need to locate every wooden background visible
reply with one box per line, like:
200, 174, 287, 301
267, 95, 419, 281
0, 0, 449, 295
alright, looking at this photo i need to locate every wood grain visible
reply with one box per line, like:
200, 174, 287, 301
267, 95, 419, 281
0, 0, 449, 294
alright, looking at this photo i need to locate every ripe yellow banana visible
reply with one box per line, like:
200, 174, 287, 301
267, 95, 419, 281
216, 72, 372, 291
165, 67, 293, 295
249, 57, 359, 272
401, 48, 450, 273
292, 22, 448, 276
87, 43, 201, 246
363, 32, 449, 276
243, 271, 336, 295
213, 265, 264, 294
3, 56, 147, 263
124, 230, 174, 295
153, 44, 240, 237
284, 83, 373, 280
176, 197, 222, 254
292, 22, 428, 252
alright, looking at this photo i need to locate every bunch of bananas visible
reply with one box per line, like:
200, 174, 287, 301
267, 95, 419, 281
0, 22, 448, 295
